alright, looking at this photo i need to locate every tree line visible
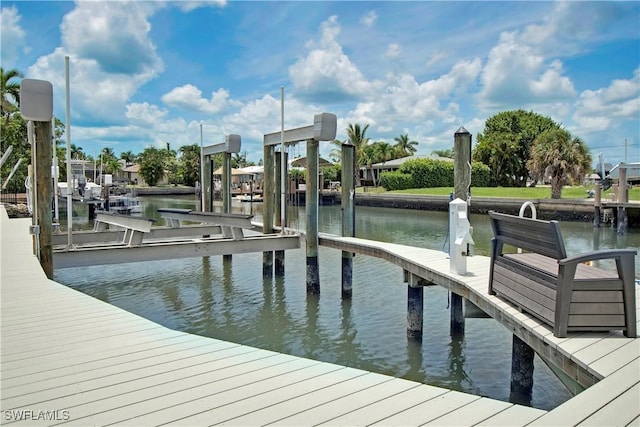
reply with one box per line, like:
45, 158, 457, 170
2, 67, 591, 198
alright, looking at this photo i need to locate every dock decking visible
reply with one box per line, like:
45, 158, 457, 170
2, 206, 639, 426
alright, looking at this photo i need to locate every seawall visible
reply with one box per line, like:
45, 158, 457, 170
354, 193, 640, 227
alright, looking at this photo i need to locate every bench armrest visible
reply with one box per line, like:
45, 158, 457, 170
559, 249, 637, 266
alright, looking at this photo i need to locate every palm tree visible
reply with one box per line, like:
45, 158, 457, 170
120, 150, 136, 165
98, 147, 122, 176
527, 129, 592, 199
71, 144, 86, 160
1, 68, 23, 118
346, 123, 370, 186
393, 133, 418, 158
431, 148, 454, 159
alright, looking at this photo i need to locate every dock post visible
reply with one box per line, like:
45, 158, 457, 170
450, 126, 472, 335
594, 183, 601, 227
617, 165, 628, 235
274, 150, 287, 276
341, 142, 355, 298
450, 292, 464, 335
510, 334, 534, 406
263, 145, 275, 277
34, 120, 53, 279
223, 152, 232, 262
306, 138, 320, 294
407, 274, 423, 339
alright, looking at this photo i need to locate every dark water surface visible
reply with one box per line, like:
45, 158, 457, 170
55, 195, 640, 411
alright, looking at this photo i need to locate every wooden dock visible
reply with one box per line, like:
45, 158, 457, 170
2, 206, 639, 426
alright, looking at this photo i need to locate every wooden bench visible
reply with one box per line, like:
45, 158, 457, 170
157, 209, 253, 240
488, 211, 637, 338
94, 212, 155, 246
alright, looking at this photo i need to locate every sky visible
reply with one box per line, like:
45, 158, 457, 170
1, 1, 639, 167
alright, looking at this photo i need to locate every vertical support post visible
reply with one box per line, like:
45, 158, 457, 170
199, 123, 205, 211
594, 183, 601, 227
407, 274, 423, 339
274, 150, 286, 276
451, 126, 472, 335
64, 56, 73, 247
223, 152, 232, 262
223, 153, 231, 213
617, 165, 628, 235
263, 144, 275, 277
306, 138, 320, 294
341, 142, 355, 298
203, 156, 211, 212
35, 121, 53, 278
510, 334, 534, 406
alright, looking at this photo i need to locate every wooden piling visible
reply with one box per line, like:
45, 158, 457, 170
450, 292, 464, 335
594, 184, 601, 227
203, 156, 212, 212
263, 145, 274, 276
510, 334, 534, 406
274, 151, 287, 276
306, 139, 320, 294
223, 152, 232, 262
407, 274, 423, 339
617, 165, 628, 235
451, 126, 472, 334
35, 120, 53, 279
341, 142, 355, 298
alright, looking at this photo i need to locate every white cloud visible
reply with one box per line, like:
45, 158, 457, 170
289, 16, 380, 102
0, 6, 27, 66
572, 68, 640, 133
60, 1, 163, 75
162, 85, 231, 114
385, 43, 401, 59
126, 102, 168, 125
360, 10, 377, 28
478, 32, 575, 109
172, 1, 226, 12
29, 49, 154, 124
25, 2, 164, 126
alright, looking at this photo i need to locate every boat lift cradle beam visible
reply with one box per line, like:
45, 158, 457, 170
53, 234, 301, 269
52, 225, 226, 246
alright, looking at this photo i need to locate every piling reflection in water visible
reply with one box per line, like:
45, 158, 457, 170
53, 195, 640, 411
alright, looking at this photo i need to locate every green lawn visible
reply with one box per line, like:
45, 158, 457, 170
359, 186, 639, 200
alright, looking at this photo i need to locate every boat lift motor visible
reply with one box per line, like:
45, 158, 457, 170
449, 198, 474, 275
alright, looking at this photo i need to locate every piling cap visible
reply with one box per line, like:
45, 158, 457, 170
455, 126, 470, 135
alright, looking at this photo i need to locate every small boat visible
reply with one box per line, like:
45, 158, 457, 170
98, 195, 143, 215
233, 194, 263, 203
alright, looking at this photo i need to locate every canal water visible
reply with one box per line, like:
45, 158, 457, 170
54, 195, 640, 411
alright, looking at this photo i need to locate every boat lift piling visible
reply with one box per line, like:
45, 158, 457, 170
20, 78, 54, 279
263, 113, 337, 293
201, 134, 241, 260
262, 144, 275, 277
274, 150, 288, 276
341, 142, 355, 298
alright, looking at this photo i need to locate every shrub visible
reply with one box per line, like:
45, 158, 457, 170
380, 171, 414, 190
471, 162, 491, 187
399, 159, 454, 187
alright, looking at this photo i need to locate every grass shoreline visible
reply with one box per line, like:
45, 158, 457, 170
361, 185, 639, 201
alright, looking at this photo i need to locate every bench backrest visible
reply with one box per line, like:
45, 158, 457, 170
489, 211, 567, 259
